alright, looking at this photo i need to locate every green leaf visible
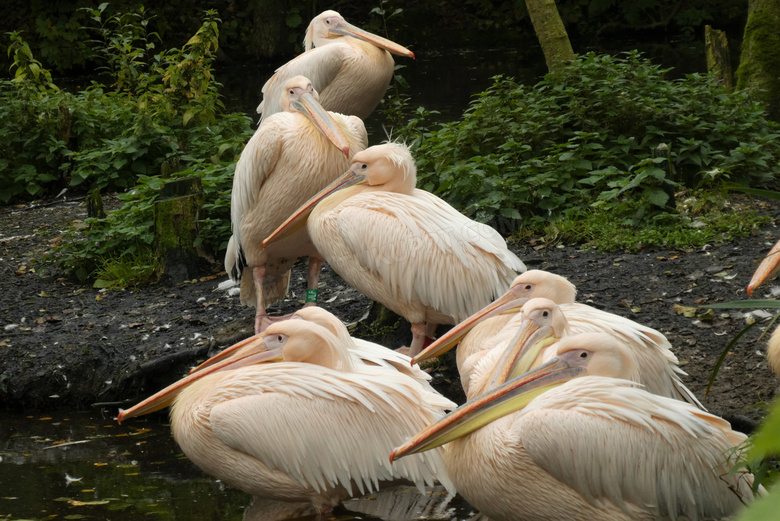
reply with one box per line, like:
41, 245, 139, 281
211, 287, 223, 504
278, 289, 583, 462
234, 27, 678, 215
707, 300, 780, 309
734, 483, 780, 521
647, 189, 669, 207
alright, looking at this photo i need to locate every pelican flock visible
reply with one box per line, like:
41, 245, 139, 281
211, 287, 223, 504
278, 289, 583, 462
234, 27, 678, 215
116, 9, 769, 521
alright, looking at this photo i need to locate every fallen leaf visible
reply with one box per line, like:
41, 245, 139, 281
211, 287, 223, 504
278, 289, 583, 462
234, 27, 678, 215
674, 304, 699, 318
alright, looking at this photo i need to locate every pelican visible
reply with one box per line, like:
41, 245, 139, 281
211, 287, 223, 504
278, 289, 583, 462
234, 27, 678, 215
465, 297, 700, 406
257, 10, 415, 121
190, 306, 434, 390
227, 75, 367, 333
412, 271, 699, 406
262, 142, 526, 356
413, 270, 576, 389
117, 320, 455, 515
391, 332, 761, 521
746, 237, 780, 375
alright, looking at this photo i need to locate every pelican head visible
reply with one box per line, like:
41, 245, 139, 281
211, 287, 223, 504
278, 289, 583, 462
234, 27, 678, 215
391, 332, 634, 461
305, 10, 415, 58
117, 320, 352, 424
412, 271, 576, 365
262, 142, 416, 247
279, 75, 351, 157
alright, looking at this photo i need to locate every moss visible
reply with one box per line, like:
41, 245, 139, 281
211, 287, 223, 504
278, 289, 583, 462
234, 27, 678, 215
736, 0, 780, 121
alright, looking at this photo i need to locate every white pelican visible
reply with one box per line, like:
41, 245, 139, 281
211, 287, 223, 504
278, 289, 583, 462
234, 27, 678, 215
262, 142, 526, 356
412, 271, 700, 406
392, 332, 761, 521
258, 10, 415, 121
412, 270, 576, 389
117, 320, 455, 515
465, 297, 701, 406
227, 75, 367, 333
189, 306, 434, 390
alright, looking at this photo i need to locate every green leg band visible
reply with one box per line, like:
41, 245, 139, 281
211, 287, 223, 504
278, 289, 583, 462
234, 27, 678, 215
305, 288, 319, 303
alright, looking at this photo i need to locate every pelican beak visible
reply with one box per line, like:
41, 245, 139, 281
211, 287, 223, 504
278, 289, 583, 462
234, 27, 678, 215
411, 293, 529, 365
188, 333, 265, 374
117, 335, 283, 424
331, 20, 415, 59
488, 319, 560, 389
390, 359, 583, 461
292, 91, 351, 157
747, 238, 780, 296
262, 168, 366, 247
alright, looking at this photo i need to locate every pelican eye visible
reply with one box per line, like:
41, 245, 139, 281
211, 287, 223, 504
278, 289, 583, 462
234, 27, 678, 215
524, 284, 532, 291
276, 335, 284, 343
360, 163, 368, 170
579, 351, 588, 359
288, 88, 295, 95
542, 311, 549, 317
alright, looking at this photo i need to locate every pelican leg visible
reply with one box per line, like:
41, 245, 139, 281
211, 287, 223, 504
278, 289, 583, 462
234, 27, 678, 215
253, 265, 273, 333
304, 256, 323, 308
407, 322, 428, 358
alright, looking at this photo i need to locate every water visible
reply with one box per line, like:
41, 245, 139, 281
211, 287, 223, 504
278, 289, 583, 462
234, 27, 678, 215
218, 46, 548, 126
0, 410, 249, 520
0, 409, 476, 521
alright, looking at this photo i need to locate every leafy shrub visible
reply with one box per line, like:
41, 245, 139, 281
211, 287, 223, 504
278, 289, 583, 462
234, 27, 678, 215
0, 8, 234, 204
408, 52, 780, 231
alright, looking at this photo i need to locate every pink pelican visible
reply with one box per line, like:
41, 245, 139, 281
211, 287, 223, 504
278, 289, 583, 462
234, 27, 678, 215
391, 332, 760, 521
262, 142, 526, 356
412, 271, 699, 406
190, 306, 434, 390
746, 237, 780, 374
117, 320, 455, 515
227, 75, 367, 333
258, 10, 415, 121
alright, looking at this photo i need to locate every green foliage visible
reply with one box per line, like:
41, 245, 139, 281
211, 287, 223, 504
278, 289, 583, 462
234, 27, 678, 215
0, 7, 254, 282
0, 8, 237, 205
54, 118, 248, 283
401, 52, 780, 241
549, 197, 770, 251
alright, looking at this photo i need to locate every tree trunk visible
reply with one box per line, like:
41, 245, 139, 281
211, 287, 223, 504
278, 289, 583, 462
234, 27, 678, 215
524, 0, 575, 73
153, 177, 210, 284
704, 25, 733, 89
736, 0, 780, 121
248, 0, 292, 59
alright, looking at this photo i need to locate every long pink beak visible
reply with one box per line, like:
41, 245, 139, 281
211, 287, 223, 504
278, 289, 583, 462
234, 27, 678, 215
747, 238, 780, 296
411, 293, 528, 365
261, 168, 366, 247
293, 91, 351, 157
332, 20, 415, 59
117, 336, 282, 424
188, 333, 265, 374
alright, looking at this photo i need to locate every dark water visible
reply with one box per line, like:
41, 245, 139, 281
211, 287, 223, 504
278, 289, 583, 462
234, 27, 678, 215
0, 409, 475, 521
218, 46, 548, 126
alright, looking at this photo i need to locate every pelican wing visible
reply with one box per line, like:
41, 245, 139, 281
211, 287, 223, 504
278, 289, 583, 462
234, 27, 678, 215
208, 363, 455, 496
332, 190, 526, 322
258, 45, 345, 118
351, 338, 435, 391
560, 303, 703, 408
518, 377, 755, 519
228, 118, 287, 278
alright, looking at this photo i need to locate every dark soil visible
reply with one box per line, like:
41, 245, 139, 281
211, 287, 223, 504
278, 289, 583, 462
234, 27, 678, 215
1, 196, 779, 433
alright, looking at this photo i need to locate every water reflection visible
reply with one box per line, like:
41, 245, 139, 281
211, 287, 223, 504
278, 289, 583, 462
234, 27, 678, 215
0, 410, 475, 520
